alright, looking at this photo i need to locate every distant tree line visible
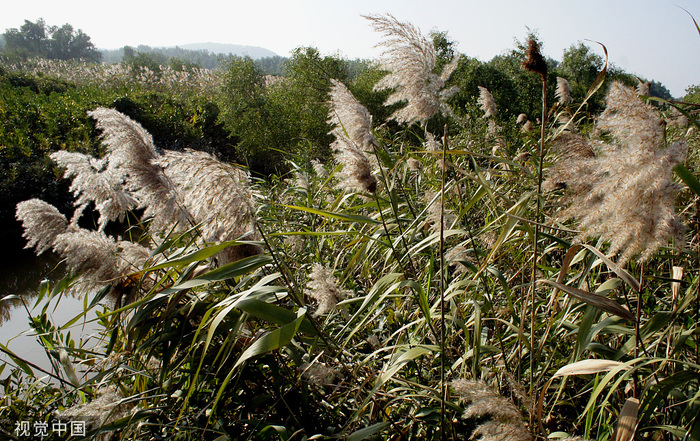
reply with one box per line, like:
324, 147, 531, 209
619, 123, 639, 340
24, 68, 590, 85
1, 18, 101, 62
0, 18, 684, 231
109, 45, 290, 75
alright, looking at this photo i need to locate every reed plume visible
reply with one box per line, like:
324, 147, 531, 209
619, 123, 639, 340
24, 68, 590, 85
55, 385, 130, 439
88, 107, 191, 233
50, 150, 138, 230
16, 199, 150, 288
365, 13, 460, 125
521, 38, 547, 79
311, 159, 328, 180
425, 190, 456, 233
451, 379, 533, 441
305, 263, 350, 316
52, 230, 149, 286
15, 199, 73, 255
328, 79, 376, 151
300, 360, 338, 386
155, 149, 260, 264
636, 80, 651, 96
478, 86, 497, 118
328, 79, 378, 194
550, 81, 687, 264
90, 108, 260, 263
556, 77, 573, 105
19, 107, 261, 291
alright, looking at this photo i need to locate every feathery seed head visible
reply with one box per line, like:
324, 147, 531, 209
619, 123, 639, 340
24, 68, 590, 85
425, 190, 456, 233
16, 198, 150, 289
551, 81, 687, 264
52, 229, 123, 285
328, 80, 378, 194
88, 107, 191, 232
556, 77, 573, 104
305, 263, 350, 316
328, 79, 376, 151
155, 149, 261, 265
332, 135, 378, 194
300, 361, 338, 386
55, 385, 130, 432
451, 379, 533, 441
598, 81, 664, 152
478, 86, 497, 118
311, 159, 328, 179
521, 38, 547, 78
16, 199, 72, 255
407, 157, 421, 171
365, 13, 459, 125
636, 80, 651, 96
50, 150, 138, 230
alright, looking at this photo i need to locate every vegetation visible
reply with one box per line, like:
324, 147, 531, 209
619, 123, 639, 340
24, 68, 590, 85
1, 13, 699, 441
2, 18, 101, 62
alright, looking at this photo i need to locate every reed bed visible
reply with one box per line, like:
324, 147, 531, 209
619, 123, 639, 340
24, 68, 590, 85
2, 13, 700, 441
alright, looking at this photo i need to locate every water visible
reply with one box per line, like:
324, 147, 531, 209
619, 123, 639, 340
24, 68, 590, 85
0, 239, 102, 384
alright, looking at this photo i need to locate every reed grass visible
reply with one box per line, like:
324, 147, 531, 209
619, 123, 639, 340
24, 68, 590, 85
3, 13, 700, 441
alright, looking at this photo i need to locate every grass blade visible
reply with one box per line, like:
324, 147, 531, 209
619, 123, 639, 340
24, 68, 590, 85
553, 359, 629, 378
234, 308, 307, 369
539, 279, 635, 322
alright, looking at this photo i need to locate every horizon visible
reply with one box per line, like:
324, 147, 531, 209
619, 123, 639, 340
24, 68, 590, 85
1, 0, 698, 97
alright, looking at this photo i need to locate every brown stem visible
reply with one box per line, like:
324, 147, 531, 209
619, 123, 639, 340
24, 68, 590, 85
529, 72, 548, 432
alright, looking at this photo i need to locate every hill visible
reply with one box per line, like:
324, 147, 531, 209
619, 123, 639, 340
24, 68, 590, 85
100, 43, 280, 68
178, 42, 277, 58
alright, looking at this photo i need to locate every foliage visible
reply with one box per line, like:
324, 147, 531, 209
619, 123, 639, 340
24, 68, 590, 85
217, 48, 355, 175
2, 16, 698, 441
0, 66, 233, 232
2, 18, 101, 62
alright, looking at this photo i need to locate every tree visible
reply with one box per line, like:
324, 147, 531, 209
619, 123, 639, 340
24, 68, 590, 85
218, 56, 283, 174
485, 32, 557, 119
122, 46, 168, 73
272, 47, 351, 156
4, 19, 49, 58
431, 30, 457, 71
49, 24, 101, 62
217, 48, 358, 175
649, 80, 673, 100
2, 18, 101, 62
558, 42, 604, 88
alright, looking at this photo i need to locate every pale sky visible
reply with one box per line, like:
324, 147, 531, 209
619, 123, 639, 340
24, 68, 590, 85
2, 0, 699, 97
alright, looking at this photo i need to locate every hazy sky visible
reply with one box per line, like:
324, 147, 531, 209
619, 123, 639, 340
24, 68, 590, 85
2, 0, 699, 97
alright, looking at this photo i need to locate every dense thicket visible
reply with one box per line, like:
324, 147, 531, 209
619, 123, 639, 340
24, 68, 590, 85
1, 18, 698, 440
0, 28, 681, 231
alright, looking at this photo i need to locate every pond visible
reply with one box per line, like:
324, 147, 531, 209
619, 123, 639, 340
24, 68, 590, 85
0, 234, 102, 385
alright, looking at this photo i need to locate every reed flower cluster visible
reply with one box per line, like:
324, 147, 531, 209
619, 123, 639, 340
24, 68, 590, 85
6, 58, 219, 95
49, 151, 138, 231
16, 107, 259, 290
305, 263, 350, 316
89, 108, 260, 265
451, 379, 532, 441
15, 199, 150, 288
300, 360, 338, 386
55, 385, 130, 440
154, 148, 261, 264
365, 13, 459, 125
556, 77, 573, 105
549, 81, 687, 264
328, 79, 378, 194
478, 86, 497, 118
